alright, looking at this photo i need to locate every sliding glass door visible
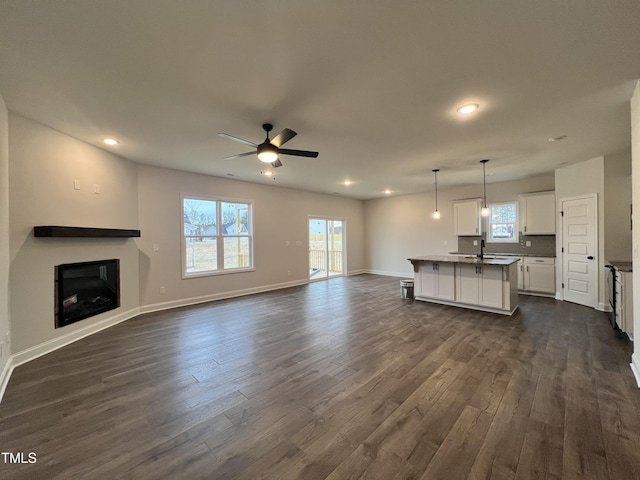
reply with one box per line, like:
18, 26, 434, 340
308, 217, 345, 280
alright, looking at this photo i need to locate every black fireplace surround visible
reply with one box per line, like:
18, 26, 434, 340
55, 259, 120, 328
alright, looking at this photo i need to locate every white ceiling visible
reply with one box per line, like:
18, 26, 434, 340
1, 1, 639, 199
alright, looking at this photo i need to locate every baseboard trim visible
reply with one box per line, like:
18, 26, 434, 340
0, 356, 14, 404
364, 269, 413, 278
2, 307, 140, 404
631, 353, 640, 388
139, 279, 310, 315
347, 269, 367, 276
11, 307, 140, 369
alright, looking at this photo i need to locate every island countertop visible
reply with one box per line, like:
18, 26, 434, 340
407, 255, 520, 266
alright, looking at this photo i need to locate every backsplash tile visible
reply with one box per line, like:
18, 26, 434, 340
457, 233, 556, 257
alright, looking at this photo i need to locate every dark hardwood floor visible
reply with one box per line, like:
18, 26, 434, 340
1, 274, 639, 479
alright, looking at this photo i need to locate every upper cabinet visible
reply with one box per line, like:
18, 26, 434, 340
520, 191, 556, 235
453, 199, 482, 236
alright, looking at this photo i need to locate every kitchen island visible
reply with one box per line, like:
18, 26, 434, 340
408, 255, 519, 315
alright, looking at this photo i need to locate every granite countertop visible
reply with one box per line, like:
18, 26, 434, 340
448, 251, 556, 258
408, 255, 520, 266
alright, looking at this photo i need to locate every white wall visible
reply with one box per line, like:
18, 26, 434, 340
363, 174, 555, 276
604, 149, 632, 262
137, 165, 365, 309
631, 80, 640, 384
8, 114, 140, 354
555, 157, 606, 309
0, 94, 10, 385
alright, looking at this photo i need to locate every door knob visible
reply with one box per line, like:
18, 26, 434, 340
587, 256, 594, 260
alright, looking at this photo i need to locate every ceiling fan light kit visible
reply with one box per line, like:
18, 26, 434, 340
257, 145, 278, 163
219, 123, 318, 168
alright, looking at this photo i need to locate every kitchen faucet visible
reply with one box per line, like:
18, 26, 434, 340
477, 239, 485, 259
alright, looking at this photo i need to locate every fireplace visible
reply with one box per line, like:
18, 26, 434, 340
55, 259, 120, 328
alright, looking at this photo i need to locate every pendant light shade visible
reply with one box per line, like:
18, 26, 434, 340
432, 169, 441, 219
480, 159, 490, 217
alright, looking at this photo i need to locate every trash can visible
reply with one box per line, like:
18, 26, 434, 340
400, 279, 414, 299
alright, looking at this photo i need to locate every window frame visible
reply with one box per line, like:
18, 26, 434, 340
181, 193, 255, 278
486, 201, 519, 243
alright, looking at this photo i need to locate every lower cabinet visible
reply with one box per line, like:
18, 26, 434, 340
522, 257, 555, 294
456, 264, 503, 309
516, 257, 524, 290
615, 269, 633, 337
410, 258, 519, 315
415, 261, 455, 301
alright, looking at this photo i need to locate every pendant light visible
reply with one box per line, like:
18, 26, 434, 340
480, 159, 490, 217
432, 169, 441, 219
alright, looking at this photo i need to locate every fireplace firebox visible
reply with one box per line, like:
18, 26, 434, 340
55, 259, 120, 328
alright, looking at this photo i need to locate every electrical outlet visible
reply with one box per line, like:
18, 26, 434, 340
153, 244, 159, 252
526, 241, 531, 247
73, 179, 81, 190
93, 183, 100, 194
287, 270, 291, 276
473, 240, 478, 246
159, 286, 166, 294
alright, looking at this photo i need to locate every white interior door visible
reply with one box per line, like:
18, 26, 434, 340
561, 195, 598, 308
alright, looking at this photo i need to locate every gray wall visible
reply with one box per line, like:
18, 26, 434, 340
604, 149, 632, 262
631, 81, 640, 380
137, 165, 365, 309
0, 94, 10, 378
7, 113, 366, 356
8, 114, 140, 353
363, 174, 555, 277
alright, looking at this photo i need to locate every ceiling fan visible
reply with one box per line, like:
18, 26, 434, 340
218, 123, 319, 168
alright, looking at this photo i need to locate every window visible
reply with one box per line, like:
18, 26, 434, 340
182, 195, 253, 277
487, 202, 518, 243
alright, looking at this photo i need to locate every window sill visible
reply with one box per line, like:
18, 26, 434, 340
182, 267, 255, 279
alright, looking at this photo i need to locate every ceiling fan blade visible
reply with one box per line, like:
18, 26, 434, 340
271, 159, 283, 168
279, 149, 319, 158
271, 128, 297, 147
218, 133, 258, 147
222, 151, 255, 161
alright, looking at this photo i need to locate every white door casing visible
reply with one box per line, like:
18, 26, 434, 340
560, 195, 598, 308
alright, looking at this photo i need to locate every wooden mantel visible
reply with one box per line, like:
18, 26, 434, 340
33, 226, 141, 238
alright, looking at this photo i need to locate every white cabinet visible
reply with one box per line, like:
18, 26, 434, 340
515, 256, 525, 290
453, 199, 482, 236
415, 261, 455, 301
523, 257, 555, 294
615, 269, 633, 337
456, 264, 503, 309
520, 192, 556, 235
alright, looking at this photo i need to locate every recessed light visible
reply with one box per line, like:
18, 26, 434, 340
548, 135, 568, 142
343, 180, 352, 186
384, 189, 391, 195
456, 104, 479, 115
103, 138, 119, 146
